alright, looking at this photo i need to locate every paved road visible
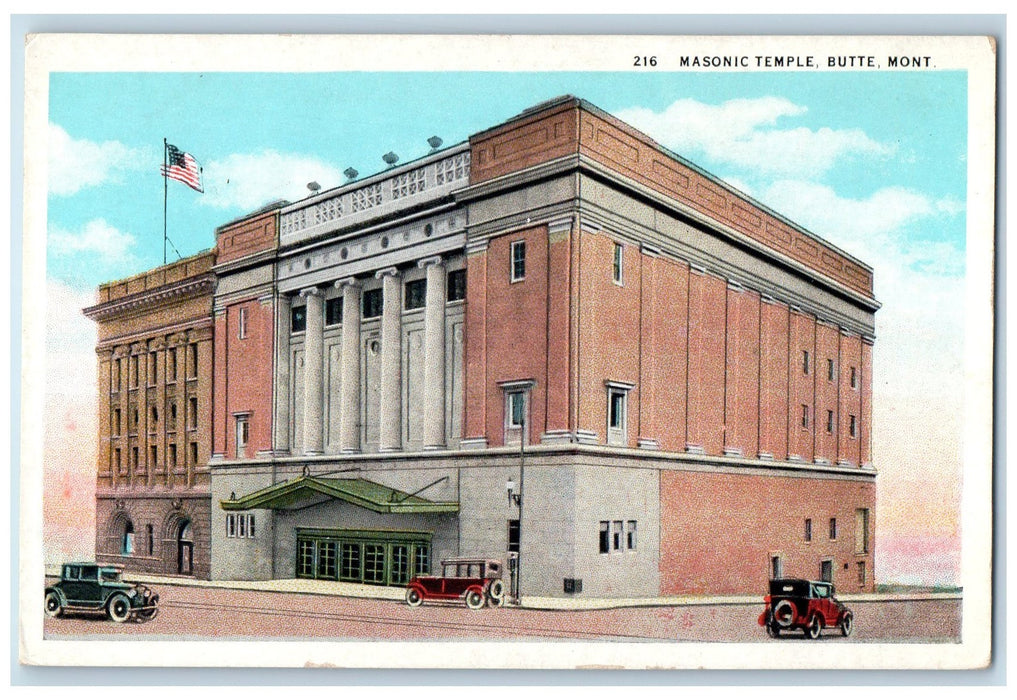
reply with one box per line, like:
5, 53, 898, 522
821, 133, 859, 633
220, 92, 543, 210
42, 583, 961, 643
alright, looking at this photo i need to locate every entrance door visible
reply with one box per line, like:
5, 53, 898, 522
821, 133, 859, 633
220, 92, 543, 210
177, 520, 194, 575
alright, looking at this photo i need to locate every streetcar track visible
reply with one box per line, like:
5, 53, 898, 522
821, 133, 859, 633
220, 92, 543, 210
160, 599, 658, 641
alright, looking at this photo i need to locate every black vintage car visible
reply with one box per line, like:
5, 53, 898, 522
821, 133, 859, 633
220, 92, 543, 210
45, 562, 159, 623
758, 578, 853, 639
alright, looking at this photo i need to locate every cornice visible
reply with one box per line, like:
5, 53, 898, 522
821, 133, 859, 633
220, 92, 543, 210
84, 275, 215, 323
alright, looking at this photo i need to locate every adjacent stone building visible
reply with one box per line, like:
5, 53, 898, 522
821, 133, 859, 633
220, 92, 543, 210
84, 252, 215, 579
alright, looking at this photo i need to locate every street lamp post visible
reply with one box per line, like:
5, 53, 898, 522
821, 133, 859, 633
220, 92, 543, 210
505, 416, 525, 605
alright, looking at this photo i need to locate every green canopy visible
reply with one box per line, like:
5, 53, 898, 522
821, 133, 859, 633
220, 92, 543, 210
220, 476, 459, 514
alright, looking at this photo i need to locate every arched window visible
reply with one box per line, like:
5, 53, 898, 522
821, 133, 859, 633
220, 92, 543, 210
121, 520, 135, 556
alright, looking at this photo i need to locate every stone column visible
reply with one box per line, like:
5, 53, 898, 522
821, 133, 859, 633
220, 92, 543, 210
116, 347, 129, 489
337, 278, 362, 453
301, 287, 325, 455
273, 294, 292, 455
420, 256, 447, 449
377, 267, 403, 451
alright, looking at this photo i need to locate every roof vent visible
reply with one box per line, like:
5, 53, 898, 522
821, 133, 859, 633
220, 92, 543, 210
306, 181, 321, 194
382, 152, 399, 167
343, 167, 359, 181
427, 136, 443, 152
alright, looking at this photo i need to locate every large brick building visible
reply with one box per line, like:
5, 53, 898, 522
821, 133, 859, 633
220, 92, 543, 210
91, 96, 878, 598
84, 252, 215, 579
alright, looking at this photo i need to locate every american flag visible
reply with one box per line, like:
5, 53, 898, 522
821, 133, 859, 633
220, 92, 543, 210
161, 143, 203, 193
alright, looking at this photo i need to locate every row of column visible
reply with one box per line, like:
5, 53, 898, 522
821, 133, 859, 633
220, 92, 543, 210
280, 256, 448, 455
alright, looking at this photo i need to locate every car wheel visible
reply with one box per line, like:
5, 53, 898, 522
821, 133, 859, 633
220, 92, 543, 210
805, 614, 822, 640
765, 622, 780, 638
488, 580, 505, 606
772, 599, 796, 628
840, 612, 853, 637
138, 608, 158, 622
465, 589, 485, 610
405, 587, 424, 608
44, 592, 63, 618
107, 593, 132, 623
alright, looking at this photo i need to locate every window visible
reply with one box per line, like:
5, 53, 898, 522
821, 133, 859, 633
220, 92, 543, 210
827, 358, 835, 382
122, 521, 135, 556
170, 402, 177, 425
804, 518, 812, 542
131, 447, 139, 471
168, 444, 177, 470
801, 404, 810, 429
803, 350, 810, 375
226, 514, 236, 538
612, 242, 624, 284
132, 408, 139, 431
238, 514, 247, 538
151, 406, 159, 427
857, 561, 867, 586
626, 520, 637, 550
187, 343, 198, 378
235, 414, 250, 458
855, 509, 870, 553
771, 555, 783, 579
114, 448, 122, 474
508, 391, 525, 429
325, 297, 343, 326
829, 518, 838, 540
851, 366, 858, 389
149, 445, 158, 467
189, 442, 198, 467
826, 409, 834, 434
510, 240, 526, 282
291, 305, 307, 333
130, 355, 139, 387
167, 348, 177, 382
189, 397, 198, 430
607, 389, 627, 446
362, 289, 383, 319
146, 524, 154, 556
850, 414, 858, 438
599, 521, 610, 554
404, 279, 427, 310
447, 269, 466, 302
113, 408, 121, 436
148, 352, 158, 385
612, 520, 623, 551
114, 358, 122, 391
238, 307, 248, 339
820, 559, 833, 583
508, 519, 520, 553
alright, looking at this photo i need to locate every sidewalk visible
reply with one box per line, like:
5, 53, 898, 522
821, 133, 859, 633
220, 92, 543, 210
47, 568, 962, 610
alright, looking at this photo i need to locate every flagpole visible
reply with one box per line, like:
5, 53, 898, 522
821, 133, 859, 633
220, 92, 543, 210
163, 138, 168, 265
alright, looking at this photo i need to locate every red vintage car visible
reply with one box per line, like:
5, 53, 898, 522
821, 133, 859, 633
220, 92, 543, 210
758, 578, 854, 638
405, 558, 505, 609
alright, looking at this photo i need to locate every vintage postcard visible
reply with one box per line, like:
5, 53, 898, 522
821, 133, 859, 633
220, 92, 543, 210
18, 32, 996, 671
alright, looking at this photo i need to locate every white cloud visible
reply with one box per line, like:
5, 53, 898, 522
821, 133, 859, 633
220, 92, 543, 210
48, 218, 137, 262
201, 150, 347, 211
49, 123, 147, 196
617, 97, 894, 179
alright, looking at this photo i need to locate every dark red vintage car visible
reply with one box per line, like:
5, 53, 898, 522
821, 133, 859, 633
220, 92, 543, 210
405, 558, 505, 609
758, 578, 853, 639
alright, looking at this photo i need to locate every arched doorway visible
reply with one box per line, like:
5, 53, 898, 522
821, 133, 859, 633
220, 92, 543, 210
177, 519, 194, 575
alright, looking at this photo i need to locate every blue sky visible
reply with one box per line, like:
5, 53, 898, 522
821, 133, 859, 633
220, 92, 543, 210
44, 68, 970, 584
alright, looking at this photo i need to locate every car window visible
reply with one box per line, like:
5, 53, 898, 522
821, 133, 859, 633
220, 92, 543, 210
65, 566, 79, 580
80, 565, 98, 580
101, 569, 121, 583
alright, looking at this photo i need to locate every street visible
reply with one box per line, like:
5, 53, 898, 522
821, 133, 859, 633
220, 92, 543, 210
42, 583, 962, 643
